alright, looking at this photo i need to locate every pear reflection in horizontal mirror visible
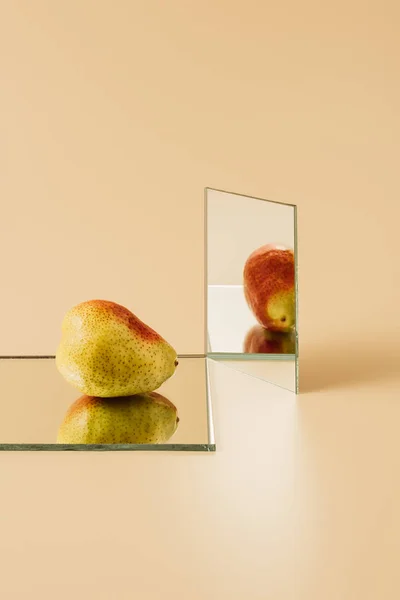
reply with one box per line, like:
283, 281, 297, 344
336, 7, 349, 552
57, 391, 179, 445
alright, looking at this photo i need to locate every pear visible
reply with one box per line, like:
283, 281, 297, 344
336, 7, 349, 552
57, 392, 179, 444
243, 324, 296, 354
56, 300, 178, 397
243, 244, 295, 332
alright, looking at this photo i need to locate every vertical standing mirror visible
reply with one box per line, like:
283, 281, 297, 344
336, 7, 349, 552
205, 188, 299, 393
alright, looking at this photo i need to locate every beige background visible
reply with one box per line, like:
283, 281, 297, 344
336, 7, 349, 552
1, 2, 400, 599
206, 188, 295, 284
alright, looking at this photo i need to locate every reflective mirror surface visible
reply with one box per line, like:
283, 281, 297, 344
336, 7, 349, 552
205, 188, 298, 393
0, 357, 214, 451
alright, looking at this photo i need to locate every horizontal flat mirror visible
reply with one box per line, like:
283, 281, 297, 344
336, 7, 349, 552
0, 356, 214, 451
205, 188, 299, 393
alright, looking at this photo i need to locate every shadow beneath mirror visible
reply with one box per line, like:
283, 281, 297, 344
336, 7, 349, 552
299, 339, 399, 393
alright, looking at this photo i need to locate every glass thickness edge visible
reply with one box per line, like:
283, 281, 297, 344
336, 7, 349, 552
293, 204, 299, 394
204, 186, 296, 208
0, 443, 216, 452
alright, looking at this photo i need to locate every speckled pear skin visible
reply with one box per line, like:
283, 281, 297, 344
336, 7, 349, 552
55, 300, 178, 397
243, 244, 295, 332
243, 324, 296, 354
57, 392, 179, 444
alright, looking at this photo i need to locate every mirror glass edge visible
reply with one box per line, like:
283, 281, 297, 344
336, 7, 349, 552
0, 443, 216, 452
293, 203, 299, 394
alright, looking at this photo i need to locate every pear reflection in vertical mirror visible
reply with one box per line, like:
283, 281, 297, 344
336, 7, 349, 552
205, 188, 298, 393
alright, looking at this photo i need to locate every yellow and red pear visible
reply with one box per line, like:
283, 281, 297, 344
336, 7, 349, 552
56, 300, 178, 397
243, 244, 295, 332
57, 392, 179, 444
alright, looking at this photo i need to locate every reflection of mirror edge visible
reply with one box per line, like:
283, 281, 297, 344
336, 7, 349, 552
205, 359, 216, 447
210, 358, 296, 395
207, 352, 296, 361
208, 353, 296, 361
0, 355, 216, 452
